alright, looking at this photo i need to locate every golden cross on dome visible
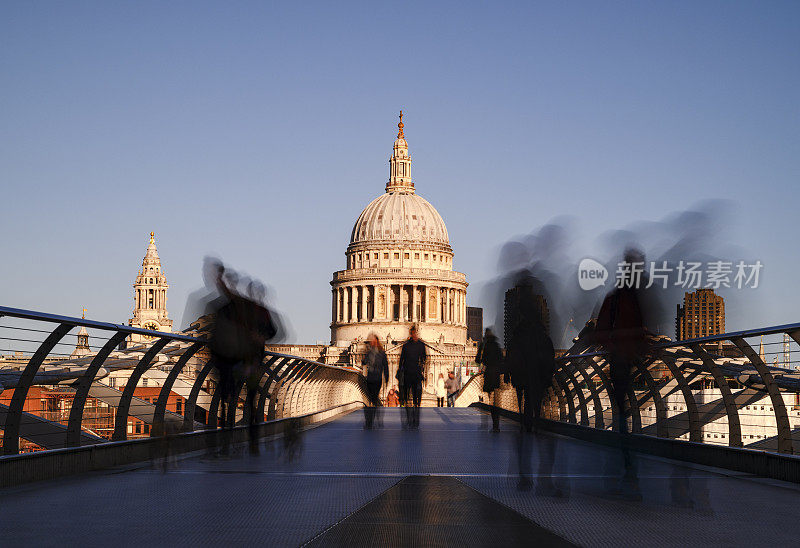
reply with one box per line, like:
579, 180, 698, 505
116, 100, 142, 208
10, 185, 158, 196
397, 110, 404, 138
82, 307, 87, 319
150, 231, 155, 243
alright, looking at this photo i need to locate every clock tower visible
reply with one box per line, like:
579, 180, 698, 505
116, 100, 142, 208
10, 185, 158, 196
127, 232, 173, 345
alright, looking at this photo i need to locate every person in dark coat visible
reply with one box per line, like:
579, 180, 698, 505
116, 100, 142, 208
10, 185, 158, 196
398, 325, 426, 428
240, 280, 278, 454
206, 265, 242, 454
476, 328, 503, 431
594, 249, 652, 486
362, 333, 389, 429
505, 284, 555, 433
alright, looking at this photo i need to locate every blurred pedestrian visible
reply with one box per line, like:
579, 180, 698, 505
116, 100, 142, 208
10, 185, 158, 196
386, 387, 400, 407
398, 325, 426, 428
595, 248, 652, 493
435, 373, 446, 407
207, 264, 244, 455
239, 280, 278, 454
362, 333, 389, 429
505, 281, 555, 433
476, 328, 503, 431
445, 371, 459, 407
203, 260, 284, 457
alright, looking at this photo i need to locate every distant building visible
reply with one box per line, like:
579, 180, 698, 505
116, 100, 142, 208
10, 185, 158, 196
70, 325, 91, 358
127, 232, 173, 345
675, 288, 725, 340
466, 307, 483, 342
503, 288, 550, 349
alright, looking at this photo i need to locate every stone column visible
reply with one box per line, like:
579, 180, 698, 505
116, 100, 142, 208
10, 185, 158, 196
412, 285, 418, 323
331, 289, 336, 323
451, 289, 455, 324
361, 286, 368, 322
350, 286, 357, 323
401, 285, 408, 321
372, 285, 376, 321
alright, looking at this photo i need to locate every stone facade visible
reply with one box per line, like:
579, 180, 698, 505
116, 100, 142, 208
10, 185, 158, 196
127, 232, 173, 344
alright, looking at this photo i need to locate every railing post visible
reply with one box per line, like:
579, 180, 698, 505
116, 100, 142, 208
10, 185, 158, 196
552, 370, 576, 423
267, 359, 302, 421
3, 323, 72, 455
112, 338, 170, 441
731, 336, 794, 454
573, 356, 605, 429
689, 343, 743, 448
183, 355, 215, 432
590, 356, 617, 430
560, 360, 590, 426
281, 362, 314, 417
633, 358, 669, 438
66, 331, 128, 447
267, 361, 304, 420
659, 352, 703, 442
152, 342, 204, 435
257, 357, 291, 420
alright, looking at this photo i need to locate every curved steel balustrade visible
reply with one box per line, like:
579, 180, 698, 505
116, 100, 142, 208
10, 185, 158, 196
456, 322, 800, 455
0, 306, 369, 456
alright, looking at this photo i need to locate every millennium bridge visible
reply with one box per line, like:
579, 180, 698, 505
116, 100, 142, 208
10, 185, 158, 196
1, 305, 799, 546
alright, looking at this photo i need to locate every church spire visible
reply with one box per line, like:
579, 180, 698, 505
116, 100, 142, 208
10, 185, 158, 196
127, 232, 173, 346
386, 110, 415, 194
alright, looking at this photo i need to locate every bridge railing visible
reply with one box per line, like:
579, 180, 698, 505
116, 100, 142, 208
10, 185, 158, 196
455, 323, 800, 455
0, 306, 368, 456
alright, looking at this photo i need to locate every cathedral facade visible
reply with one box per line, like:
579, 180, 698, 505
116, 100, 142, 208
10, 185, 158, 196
268, 114, 477, 399
330, 113, 469, 347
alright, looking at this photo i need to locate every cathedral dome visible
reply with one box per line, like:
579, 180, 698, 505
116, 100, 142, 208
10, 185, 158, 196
350, 192, 450, 247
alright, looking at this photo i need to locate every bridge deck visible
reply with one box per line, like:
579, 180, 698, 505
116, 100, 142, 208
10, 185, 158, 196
1, 408, 797, 547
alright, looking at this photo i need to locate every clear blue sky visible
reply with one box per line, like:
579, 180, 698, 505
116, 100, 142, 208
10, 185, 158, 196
2, 2, 798, 344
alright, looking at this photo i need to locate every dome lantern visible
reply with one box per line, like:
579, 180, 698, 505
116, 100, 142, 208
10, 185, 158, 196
386, 111, 415, 194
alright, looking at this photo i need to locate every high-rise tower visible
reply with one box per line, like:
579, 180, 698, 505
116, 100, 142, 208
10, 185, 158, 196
128, 232, 172, 345
675, 288, 725, 340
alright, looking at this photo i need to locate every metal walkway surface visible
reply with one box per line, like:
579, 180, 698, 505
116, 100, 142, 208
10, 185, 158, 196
1, 408, 798, 547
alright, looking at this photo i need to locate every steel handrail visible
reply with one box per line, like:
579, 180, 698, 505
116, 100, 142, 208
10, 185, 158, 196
0, 305, 369, 456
